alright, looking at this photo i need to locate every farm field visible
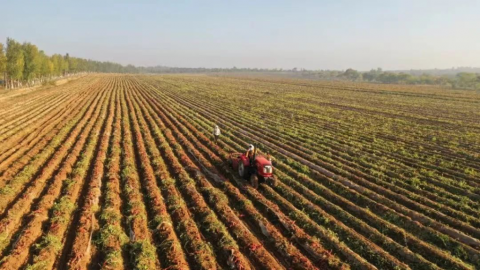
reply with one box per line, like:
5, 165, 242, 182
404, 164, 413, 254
0, 74, 479, 270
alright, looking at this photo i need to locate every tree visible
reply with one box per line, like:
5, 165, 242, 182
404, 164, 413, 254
125, 64, 138, 73
397, 73, 414, 84
362, 70, 375, 81
342, 68, 361, 81
377, 72, 399, 84
0, 37, 141, 88
60, 54, 69, 75
22, 42, 41, 84
363, 69, 381, 81
455, 72, 478, 89
434, 75, 452, 86
0, 43, 6, 86
68, 57, 78, 73
6, 38, 24, 88
418, 73, 435, 85
76, 58, 88, 72
51, 54, 64, 76
63, 53, 70, 75
39, 50, 53, 80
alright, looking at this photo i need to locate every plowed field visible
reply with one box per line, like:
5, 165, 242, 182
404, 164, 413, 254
0, 74, 479, 270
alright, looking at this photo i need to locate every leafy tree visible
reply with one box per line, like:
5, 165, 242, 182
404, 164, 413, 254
76, 58, 88, 72
362, 68, 383, 82
39, 50, 53, 79
125, 64, 138, 73
377, 72, 399, 84
455, 72, 478, 89
22, 42, 41, 83
418, 73, 435, 85
434, 75, 452, 86
51, 54, 64, 76
68, 57, 78, 73
362, 69, 377, 81
342, 68, 361, 81
0, 43, 6, 85
6, 38, 24, 88
1, 37, 147, 88
63, 53, 70, 75
396, 73, 413, 84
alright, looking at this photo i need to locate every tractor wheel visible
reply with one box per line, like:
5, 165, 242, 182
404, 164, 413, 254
238, 162, 245, 178
250, 174, 259, 189
269, 176, 277, 187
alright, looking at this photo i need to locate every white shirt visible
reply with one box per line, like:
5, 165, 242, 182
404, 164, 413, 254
214, 126, 221, 136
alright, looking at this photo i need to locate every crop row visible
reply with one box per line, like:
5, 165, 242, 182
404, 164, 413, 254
137, 76, 479, 269
0, 74, 478, 269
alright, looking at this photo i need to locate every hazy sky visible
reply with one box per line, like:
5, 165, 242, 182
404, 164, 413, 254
1, 0, 480, 70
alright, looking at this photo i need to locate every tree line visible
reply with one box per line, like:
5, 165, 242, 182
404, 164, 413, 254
0, 38, 138, 89
137, 66, 480, 90
341, 68, 480, 89
2, 37, 479, 90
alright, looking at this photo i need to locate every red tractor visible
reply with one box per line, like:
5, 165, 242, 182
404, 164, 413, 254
230, 147, 277, 189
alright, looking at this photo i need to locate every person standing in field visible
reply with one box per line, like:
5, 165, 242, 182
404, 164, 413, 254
213, 124, 221, 144
245, 144, 255, 164
245, 144, 258, 176
245, 144, 255, 158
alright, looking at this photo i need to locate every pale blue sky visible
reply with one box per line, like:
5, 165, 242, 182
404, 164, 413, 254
1, 0, 479, 70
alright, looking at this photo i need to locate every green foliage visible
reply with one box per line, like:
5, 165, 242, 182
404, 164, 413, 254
2, 37, 142, 88
359, 69, 480, 89
39, 50, 53, 78
341, 68, 362, 81
34, 233, 63, 252
25, 261, 49, 270
407, 176, 421, 188
6, 38, 24, 80
0, 43, 6, 75
22, 42, 41, 81
51, 54, 65, 76
362, 68, 383, 81
129, 240, 157, 270
5, 36, 478, 90
455, 72, 480, 89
